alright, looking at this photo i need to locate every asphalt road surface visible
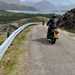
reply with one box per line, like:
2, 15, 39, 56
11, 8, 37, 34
17, 24, 75, 75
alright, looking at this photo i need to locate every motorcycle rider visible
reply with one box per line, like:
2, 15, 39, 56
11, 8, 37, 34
47, 16, 57, 40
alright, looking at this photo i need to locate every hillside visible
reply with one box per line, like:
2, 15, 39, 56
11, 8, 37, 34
58, 8, 75, 33
33, 0, 56, 12
0, 1, 37, 11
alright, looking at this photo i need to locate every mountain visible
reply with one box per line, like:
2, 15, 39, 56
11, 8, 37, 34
31, 0, 74, 12
0, 1, 37, 11
0, 0, 75, 13
33, 0, 56, 12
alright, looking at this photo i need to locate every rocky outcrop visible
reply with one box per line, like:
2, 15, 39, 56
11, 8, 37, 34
58, 8, 75, 31
63, 8, 75, 29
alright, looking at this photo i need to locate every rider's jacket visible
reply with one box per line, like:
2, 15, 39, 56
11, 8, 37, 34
47, 19, 57, 29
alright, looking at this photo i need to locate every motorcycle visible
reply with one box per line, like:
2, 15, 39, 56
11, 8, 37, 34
47, 28, 60, 44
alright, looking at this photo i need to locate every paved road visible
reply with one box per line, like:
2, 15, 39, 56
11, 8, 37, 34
18, 25, 75, 75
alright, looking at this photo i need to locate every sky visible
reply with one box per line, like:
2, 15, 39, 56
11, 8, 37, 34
0, 0, 75, 5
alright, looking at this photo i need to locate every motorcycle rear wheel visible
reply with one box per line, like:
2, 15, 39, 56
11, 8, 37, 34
51, 38, 56, 44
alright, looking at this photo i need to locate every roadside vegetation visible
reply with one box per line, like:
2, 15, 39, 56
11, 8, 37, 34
0, 34, 5, 45
0, 27, 31, 75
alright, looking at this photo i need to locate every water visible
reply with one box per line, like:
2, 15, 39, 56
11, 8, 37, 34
6, 10, 65, 15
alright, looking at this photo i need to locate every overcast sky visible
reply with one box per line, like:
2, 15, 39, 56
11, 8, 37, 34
0, 0, 74, 5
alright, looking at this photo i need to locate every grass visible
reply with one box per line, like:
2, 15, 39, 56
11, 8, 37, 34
0, 34, 5, 45
65, 29, 75, 33
0, 27, 32, 75
61, 27, 75, 33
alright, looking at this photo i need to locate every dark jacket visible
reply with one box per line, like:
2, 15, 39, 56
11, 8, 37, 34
47, 19, 56, 29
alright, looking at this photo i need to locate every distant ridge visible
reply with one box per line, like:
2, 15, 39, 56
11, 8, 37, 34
0, 1, 37, 11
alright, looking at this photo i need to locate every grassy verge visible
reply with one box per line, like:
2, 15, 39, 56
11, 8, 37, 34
65, 29, 75, 33
0, 27, 32, 75
0, 35, 5, 45
61, 27, 75, 33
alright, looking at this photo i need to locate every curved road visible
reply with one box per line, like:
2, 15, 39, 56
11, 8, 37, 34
17, 24, 75, 75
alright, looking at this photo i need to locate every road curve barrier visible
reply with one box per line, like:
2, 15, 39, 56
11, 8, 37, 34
0, 22, 39, 60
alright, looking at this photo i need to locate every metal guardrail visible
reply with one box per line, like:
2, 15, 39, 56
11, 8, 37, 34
0, 22, 39, 60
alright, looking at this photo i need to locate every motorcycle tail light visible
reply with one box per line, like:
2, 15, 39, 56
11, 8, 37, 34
55, 31, 59, 34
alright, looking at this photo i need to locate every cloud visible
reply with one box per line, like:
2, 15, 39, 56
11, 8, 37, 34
48, 0, 73, 5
